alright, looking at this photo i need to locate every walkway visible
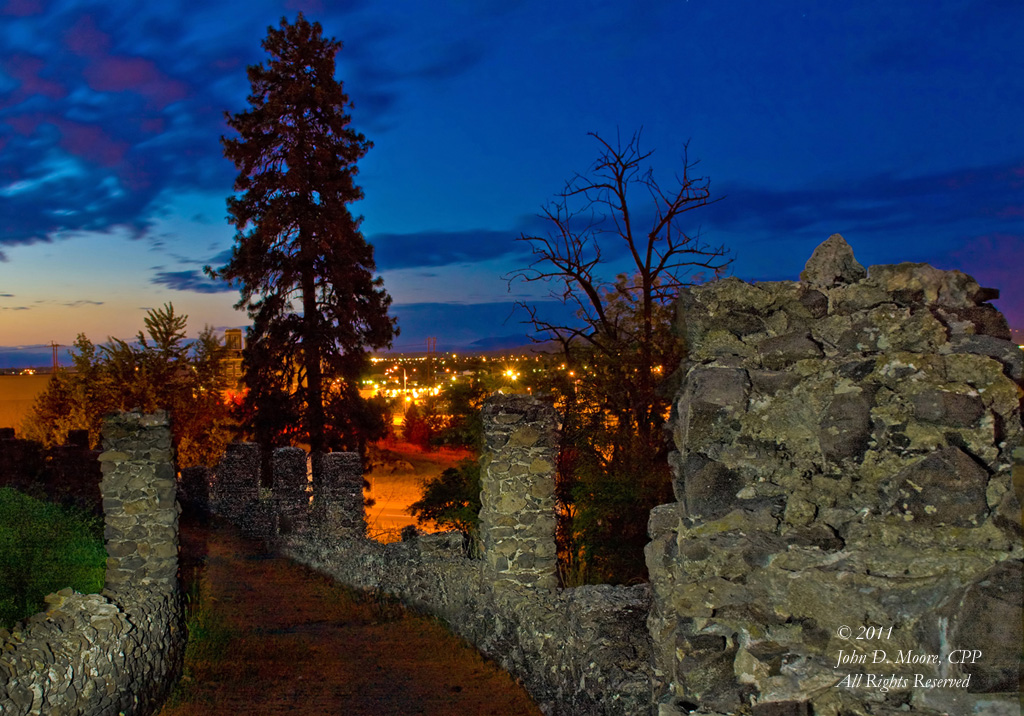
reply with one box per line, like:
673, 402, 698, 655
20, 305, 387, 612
158, 520, 542, 716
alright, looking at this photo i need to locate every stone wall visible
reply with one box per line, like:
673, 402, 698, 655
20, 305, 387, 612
647, 235, 1023, 715
276, 395, 652, 716
479, 394, 560, 588
0, 411, 185, 716
283, 527, 652, 716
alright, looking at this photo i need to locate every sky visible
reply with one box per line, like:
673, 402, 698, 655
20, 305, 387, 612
1, 0, 1023, 367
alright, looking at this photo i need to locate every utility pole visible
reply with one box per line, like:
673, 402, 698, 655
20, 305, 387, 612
426, 336, 437, 388
50, 342, 61, 371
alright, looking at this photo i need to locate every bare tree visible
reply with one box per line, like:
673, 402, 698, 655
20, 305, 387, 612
509, 130, 731, 444
508, 130, 731, 583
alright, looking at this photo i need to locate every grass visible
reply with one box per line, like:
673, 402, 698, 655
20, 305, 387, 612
0, 486, 106, 629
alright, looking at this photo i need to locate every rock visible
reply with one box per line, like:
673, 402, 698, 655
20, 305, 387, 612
819, 391, 874, 463
948, 334, 1024, 382
889, 447, 990, 526
911, 389, 985, 427
748, 369, 802, 395
752, 701, 811, 716
682, 455, 743, 520
934, 304, 1011, 339
799, 234, 866, 288
758, 332, 823, 370
868, 262, 981, 307
935, 560, 1023, 692
686, 366, 751, 408
797, 289, 828, 319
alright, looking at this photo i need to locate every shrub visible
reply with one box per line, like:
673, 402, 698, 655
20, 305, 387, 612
408, 459, 481, 540
0, 487, 106, 628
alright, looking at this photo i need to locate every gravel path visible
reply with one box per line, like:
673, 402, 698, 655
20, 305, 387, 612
157, 520, 542, 716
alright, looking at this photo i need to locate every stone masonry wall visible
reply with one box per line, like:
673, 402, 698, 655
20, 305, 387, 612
283, 530, 652, 716
479, 394, 560, 588
314, 451, 364, 539
647, 235, 1023, 716
0, 411, 185, 716
278, 395, 651, 715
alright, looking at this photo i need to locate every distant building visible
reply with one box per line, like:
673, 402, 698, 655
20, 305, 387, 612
223, 329, 244, 385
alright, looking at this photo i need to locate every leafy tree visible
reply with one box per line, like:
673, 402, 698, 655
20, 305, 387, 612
22, 304, 234, 468
408, 459, 481, 539
210, 14, 395, 460
401, 401, 432, 449
429, 380, 487, 449
509, 131, 731, 583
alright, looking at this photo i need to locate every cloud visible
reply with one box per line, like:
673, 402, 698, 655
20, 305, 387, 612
706, 160, 1024, 246
151, 269, 235, 294
0, 2, 490, 254
60, 300, 104, 308
371, 229, 524, 270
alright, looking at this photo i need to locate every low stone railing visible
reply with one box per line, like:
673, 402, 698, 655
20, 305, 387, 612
208, 395, 653, 716
0, 411, 185, 716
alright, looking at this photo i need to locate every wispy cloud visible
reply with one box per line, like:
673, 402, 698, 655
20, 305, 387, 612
151, 269, 235, 294
372, 229, 523, 270
707, 160, 1024, 245
0, 2, 490, 252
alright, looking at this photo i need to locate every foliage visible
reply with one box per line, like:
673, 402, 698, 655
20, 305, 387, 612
21, 304, 235, 468
406, 379, 488, 540
408, 459, 481, 539
210, 14, 395, 458
401, 401, 433, 450
0, 487, 106, 628
509, 132, 730, 584
429, 380, 487, 449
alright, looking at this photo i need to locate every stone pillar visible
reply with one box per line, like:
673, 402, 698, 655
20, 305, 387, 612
273, 446, 309, 534
313, 452, 365, 539
98, 410, 178, 593
214, 442, 260, 524
479, 394, 559, 589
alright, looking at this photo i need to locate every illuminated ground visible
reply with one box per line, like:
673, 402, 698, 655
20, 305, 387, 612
364, 441, 473, 541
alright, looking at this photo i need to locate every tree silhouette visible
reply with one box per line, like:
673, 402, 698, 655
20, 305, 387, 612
210, 14, 396, 459
508, 131, 732, 582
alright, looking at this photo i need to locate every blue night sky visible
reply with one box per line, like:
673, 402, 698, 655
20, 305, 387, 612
1, 0, 1023, 366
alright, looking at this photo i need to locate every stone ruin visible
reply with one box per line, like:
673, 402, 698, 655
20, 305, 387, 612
648, 235, 1023, 715
1, 411, 185, 716
201, 234, 1023, 716
479, 394, 560, 588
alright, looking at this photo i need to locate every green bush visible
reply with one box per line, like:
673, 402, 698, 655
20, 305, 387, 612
409, 459, 481, 540
0, 487, 106, 628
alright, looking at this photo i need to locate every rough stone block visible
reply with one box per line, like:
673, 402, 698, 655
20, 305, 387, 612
935, 560, 1023, 692
681, 455, 741, 520
757, 332, 823, 370
818, 391, 873, 463
889, 447, 989, 526
799, 234, 866, 288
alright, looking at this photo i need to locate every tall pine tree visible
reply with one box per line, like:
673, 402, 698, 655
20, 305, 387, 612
211, 14, 395, 459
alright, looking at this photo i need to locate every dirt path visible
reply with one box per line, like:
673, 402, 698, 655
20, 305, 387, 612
158, 520, 541, 716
